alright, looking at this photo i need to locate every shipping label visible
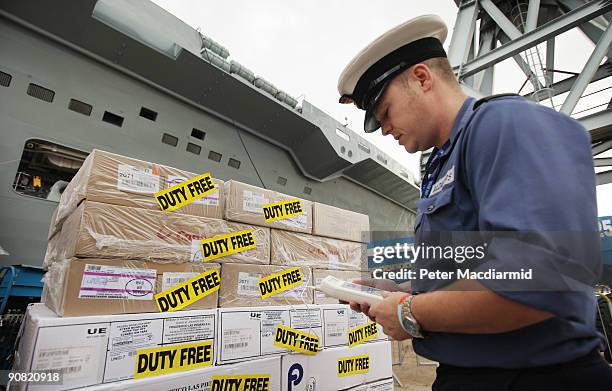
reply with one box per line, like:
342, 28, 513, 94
210, 374, 271, 391
133, 340, 213, 378
154, 269, 220, 312
337, 354, 370, 377
79, 264, 156, 300
154, 172, 216, 212
262, 198, 304, 223
161, 272, 200, 291
32, 323, 109, 386
104, 320, 163, 383
348, 322, 379, 348
200, 229, 256, 261
273, 324, 319, 355
163, 315, 216, 344
117, 164, 160, 194
258, 267, 303, 299
237, 272, 264, 297
285, 213, 308, 229
243, 191, 268, 213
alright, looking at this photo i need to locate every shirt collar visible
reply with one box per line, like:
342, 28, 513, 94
433, 97, 476, 158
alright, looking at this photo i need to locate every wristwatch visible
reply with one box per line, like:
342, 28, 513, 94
397, 294, 425, 338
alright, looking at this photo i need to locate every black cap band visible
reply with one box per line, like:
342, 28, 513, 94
352, 37, 447, 109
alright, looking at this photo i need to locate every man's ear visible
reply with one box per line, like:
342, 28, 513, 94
411, 64, 434, 92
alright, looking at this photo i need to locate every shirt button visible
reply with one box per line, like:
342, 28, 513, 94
427, 205, 434, 212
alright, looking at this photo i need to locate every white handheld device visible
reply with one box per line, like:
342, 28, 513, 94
316, 276, 386, 305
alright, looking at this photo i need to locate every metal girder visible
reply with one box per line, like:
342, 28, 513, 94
459, 0, 612, 79
595, 157, 612, 166
448, 0, 479, 68
560, 21, 612, 115
593, 139, 612, 156
524, 63, 612, 99
545, 36, 555, 86
557, 0, 612, 60
480, 0, 523, 39
581, 109, 612, 143
597, 170, 612, 185
473, 30, 496, 94
498, 32, 544, 90
526, 0, 542, 31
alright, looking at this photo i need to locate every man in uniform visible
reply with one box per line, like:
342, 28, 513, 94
338, 15, 612, 390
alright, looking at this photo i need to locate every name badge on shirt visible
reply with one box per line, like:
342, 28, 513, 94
429, 166, 454, 197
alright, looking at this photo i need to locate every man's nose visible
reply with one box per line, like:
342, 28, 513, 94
381, 123, 393, 136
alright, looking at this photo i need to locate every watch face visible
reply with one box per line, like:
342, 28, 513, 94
401, 301, 422, 337
403, 318, 418, 335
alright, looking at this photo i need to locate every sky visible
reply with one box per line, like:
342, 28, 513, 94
150, 0, 612, 216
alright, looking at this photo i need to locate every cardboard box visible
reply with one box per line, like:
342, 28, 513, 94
11, 304, 217, 390
45, 201, 270, 265
77, 357, 281, 391
313, 202, 370, 242
218, 263, 313, 307
43, 258, 220, 316
320, 304, 387, 348
281, 341, 393, 391
313, 269, 365, 304
271, 229, 364, 270
51, 149, 225, 237
216, 305, 324, 365
224, 180, 313, 233
216, 304, 385, 365
346, 378, 394, 390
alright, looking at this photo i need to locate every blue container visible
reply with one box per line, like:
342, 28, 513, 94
0, 265, 45, 314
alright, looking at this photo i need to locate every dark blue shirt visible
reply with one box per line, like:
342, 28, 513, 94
412, 96, 602, 368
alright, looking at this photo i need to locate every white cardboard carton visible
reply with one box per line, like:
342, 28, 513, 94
320, 304, 387, 348
216, 305, 388, 365
77, 356, 281, 391
281, 341, 393, 391
216, 305, 324, 365
11, 304, 217, 390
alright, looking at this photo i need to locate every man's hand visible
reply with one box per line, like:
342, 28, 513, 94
341, 279, 401, 316
368, 292, 412, 340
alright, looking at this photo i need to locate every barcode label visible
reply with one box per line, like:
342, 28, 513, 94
59, 365, 82, 374
85, 265, 102, 271
161, 272, 199, 291
224, 342, 248, 349
39, 350, 70, 358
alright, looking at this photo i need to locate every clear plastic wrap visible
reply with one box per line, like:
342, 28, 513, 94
312, 268, 366, 304
223, 180, 313, 233
43, 258, 220, 316
45, 201, 270, 265
312, 202, 370, 243
51, 149, 225, 238
48, 205, 59, 240
218, 263, 313, 307
271, 229, 364, 271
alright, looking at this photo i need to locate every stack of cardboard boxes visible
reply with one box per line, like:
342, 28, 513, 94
13, 149, 393, 390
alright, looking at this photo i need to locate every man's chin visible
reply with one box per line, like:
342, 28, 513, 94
403, 143, 418, 154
